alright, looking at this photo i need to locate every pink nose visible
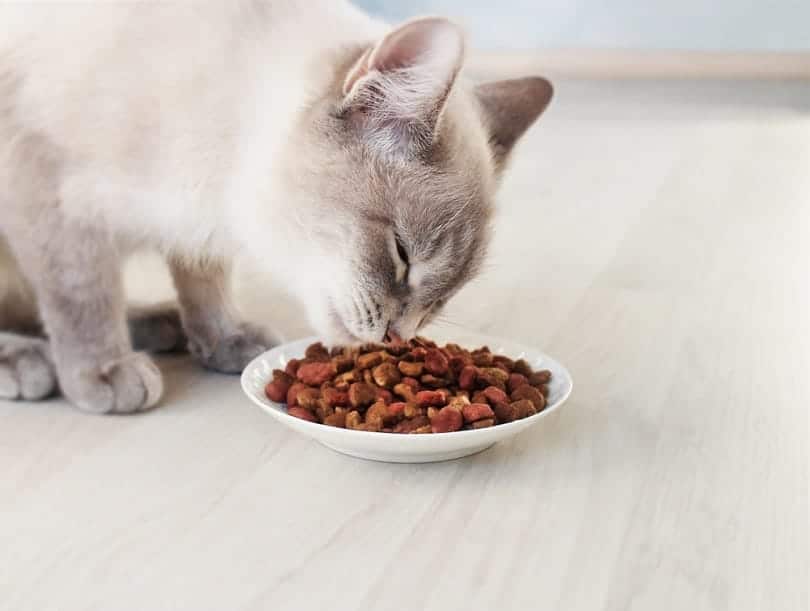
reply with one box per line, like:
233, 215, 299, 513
383, 326, 404, 345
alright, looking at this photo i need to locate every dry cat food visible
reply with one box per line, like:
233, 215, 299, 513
265, 338, 552, 434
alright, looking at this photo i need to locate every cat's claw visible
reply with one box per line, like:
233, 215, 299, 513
60, 352, 163, 414
0, 334, 58, 401
189, 323, 270, 374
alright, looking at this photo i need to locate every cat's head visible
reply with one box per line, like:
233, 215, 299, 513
279, 17, 552, 343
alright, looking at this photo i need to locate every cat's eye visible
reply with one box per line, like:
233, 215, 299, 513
395, 235, 409, 266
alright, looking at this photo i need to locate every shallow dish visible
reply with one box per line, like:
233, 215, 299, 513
241, 330, 573, 463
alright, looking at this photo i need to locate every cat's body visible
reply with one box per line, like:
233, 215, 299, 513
0, 1, 551, 412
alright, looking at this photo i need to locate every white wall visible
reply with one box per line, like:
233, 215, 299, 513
356, 0, 810, 52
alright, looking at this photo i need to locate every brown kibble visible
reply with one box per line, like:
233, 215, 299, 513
372, 362, 402, 388
430, 405, 464, 433
447, 394, 471, 411
511, 399, 536, 419
305, 341, 330, 361
284, 358, 301, 377
539, 385, 549, 398
333, 355, 355, 373
348, 382, 378, 409
458, 365, 478, 390
398, 360, 424, 377
529, 370, 552, 386
420, 374, 449, 388
393, 415, 430, 433
479, 367, 509, 387
362, 369, 374, 385
493, 401, 516, 423
357, 351, 384, 370
403, 402, 425, 419
472, 351, 494, 367
345, 410, 363, 429
375, 388, 393, 405
493, 355, 515, 369
471, 418, 495, 429
265, 369, 294, 402
393, 383, 416, 402
424, 348, 449, 376
508, 373, 528, 393
462, 403, 495, 424
296, 388, 321, 410
286, 382, 308, 407
323, 410, 347, 428
401, 377, 421, 392
512, 358, 533, 377
322, 386, 349, 407
511, 384, 545, 411
471, 390, 488, 404
297, 361, 337, 386
482, 386, 509, 405
409, 347, 427, 360
366, 401, 392, 428
415, 390, 447, 408
388, 402, 406, 418
288, 406, 317, 422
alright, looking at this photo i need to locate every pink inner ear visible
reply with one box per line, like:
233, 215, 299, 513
343, 47, 372, 96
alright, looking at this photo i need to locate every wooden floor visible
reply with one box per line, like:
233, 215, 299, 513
2, 79, 808, 611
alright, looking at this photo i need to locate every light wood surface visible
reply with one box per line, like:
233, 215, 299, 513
1, 80, 808, 611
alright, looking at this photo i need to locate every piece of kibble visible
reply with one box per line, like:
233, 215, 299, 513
424, 348, 449, 376
447, 394, 471, 411
415, 390, 447, 408
420, 374, 449, 388
345, 410, 363, 429
322, 386, 349, 407
462, 403, 495, 424
388, 402, 407, 418
482, 386, 509, 405
472, 351, 494, 367
411, 425, 433, 434
529, 370, 552, 386
511, 384, 545, 411
286, 382, 308, 407
265, 369, 294, 402
323, 410, 347, 428
539, 385, 549, 398
511, 399, 536, 419
394, 415, 430, 433
512, 358, 533, 377
393, 382, 416, 402
288, 406, 317, 422
375, 388, 393, 404
398, 360, 424, 377
478, 367, 509, 388
297, 361, 337, 386
458, 365, 478, 390
284, 358, 301, 377
366, 401, 392, 428
296, 388, 321, 410
493, 401, 516, 423
430, 405, 464, 433
333, 355, 355, 373
403, 402, 425, 419
356, 351, 383, 370
470, 418, 495, 429
372, 362, 401, 388
508, 373, 528, 393
348, 382, 378, 408
305, 342, 330, 361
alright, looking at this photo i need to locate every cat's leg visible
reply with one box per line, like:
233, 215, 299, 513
7, 219, 163, 414
0, 333, 57, 400
127, 302, 187, 354
169, 259, 269, 373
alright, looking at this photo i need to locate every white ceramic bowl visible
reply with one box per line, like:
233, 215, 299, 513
241, 331, 573, 463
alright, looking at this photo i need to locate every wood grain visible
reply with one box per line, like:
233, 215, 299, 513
1, 79, 807, 611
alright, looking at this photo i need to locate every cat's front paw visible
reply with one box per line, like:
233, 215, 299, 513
0, 334, 58, 401
60, 352, 163, 414
189, 323, 270, 374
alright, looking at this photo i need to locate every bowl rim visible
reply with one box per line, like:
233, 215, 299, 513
241, 334, 573, 441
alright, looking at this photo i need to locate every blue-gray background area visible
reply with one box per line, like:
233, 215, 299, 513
355, 0, 810, 52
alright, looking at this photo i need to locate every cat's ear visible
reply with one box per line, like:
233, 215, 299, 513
340, 17, 465, 155
475, 77, 553, 171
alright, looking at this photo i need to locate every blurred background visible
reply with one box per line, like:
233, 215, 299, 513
356, 0, 810, 79
358, 0, 810, 51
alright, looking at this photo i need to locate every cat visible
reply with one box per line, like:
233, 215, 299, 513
0, 1, 552, 413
